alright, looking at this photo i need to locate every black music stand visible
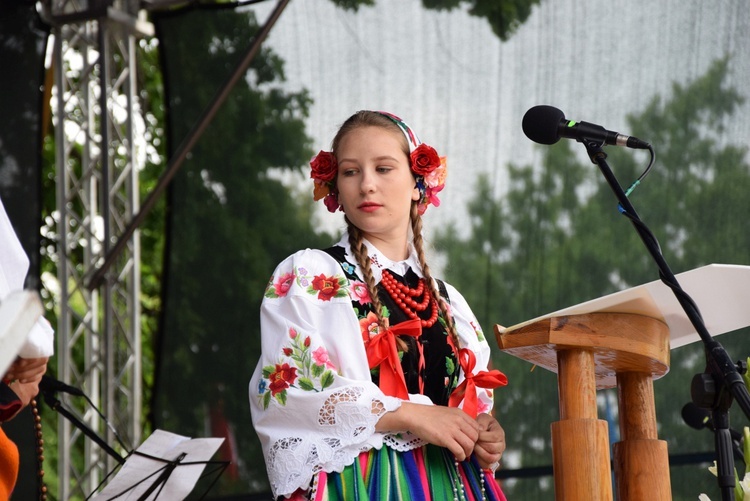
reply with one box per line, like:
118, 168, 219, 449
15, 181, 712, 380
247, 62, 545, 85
90, 429, 228, 500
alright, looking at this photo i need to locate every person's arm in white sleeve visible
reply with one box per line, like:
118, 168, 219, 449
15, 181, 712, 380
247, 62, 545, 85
249, 249, 401, 498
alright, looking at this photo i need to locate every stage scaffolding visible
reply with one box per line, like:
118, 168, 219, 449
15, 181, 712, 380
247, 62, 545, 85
35, 0, 289, 496
41, 0, 151, 497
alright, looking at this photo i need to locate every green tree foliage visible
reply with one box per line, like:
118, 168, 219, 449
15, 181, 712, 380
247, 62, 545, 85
149, 7, 332, 494
435, 58, 749, 498
136, 36, 166, 432
328, 0, 542, 40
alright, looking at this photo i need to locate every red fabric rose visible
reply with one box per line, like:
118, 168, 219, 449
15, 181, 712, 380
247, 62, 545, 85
410, 144, 441, 176
310, 151, 337, 183
311, 274, 340, 301
323, 193, 341, 213
268, 363, 297, 396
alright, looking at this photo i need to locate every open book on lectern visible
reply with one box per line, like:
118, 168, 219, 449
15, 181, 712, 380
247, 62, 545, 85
498, 263, 750, 349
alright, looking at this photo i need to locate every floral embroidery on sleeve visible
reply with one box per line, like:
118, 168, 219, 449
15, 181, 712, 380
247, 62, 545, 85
264, 265, 349, 301
258, 327, 337, 409
264, 271, 295, 298
309, 273, 347, 301
470, 319, 486, 342
477, 395, 492, 414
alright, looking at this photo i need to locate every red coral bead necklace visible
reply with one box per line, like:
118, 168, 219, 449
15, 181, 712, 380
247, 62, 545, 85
381, 270, 439, 328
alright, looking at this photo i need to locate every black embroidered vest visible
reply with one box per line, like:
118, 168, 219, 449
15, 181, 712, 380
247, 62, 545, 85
324, 246, 460, 406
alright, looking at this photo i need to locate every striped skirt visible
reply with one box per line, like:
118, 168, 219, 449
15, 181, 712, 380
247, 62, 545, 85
288, 445, 507, 501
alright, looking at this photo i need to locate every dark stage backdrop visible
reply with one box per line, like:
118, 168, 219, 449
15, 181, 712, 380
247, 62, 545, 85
151, 4, 330, 497
0, 2, 49, 499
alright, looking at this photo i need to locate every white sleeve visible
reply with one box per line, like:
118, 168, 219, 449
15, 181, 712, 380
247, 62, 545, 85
443, 281, 498, 415
0, 197, 54, 358
248, 249, 402, 498
17, 317, 55, 358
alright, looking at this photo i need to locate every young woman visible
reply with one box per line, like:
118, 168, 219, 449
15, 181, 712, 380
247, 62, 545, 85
249, 111, 508, 500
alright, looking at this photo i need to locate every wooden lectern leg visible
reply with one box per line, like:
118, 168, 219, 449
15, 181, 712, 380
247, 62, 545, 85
551, 419, 612, 500
613, 372, 672, 501
551, 349, 613, 500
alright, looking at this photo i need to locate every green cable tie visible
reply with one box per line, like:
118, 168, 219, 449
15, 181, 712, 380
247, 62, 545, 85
624, 180, 641, 198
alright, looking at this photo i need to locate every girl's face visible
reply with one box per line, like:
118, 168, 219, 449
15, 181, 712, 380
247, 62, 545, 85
335, 126, 420, 246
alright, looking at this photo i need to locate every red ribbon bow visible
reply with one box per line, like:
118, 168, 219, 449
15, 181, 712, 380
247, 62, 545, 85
449, 348, 508, 418
365, 318, 422, 400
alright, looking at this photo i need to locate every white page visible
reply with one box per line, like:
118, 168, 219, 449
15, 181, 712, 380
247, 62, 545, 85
500, 264, 750, 349
92, 429, 224, 501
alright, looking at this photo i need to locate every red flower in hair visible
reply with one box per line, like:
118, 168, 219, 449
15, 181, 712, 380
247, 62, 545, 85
310, 151, 342, 211
323, 193, 341, 212
310, 151, 337, 183
410, 144, 441, 176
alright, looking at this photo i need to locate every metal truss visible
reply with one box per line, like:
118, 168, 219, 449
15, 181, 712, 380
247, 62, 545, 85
43, 0, 148, 497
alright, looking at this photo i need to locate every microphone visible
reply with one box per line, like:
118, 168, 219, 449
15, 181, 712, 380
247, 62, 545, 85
39, 375, 85, 397
522, 105, 651, 149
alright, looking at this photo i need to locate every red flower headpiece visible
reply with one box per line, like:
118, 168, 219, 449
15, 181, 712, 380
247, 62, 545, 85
310, 112, 447, 214
310, 150, 342, 213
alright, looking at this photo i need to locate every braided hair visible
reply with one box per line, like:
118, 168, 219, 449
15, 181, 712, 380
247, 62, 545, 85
332, 110, 460, 350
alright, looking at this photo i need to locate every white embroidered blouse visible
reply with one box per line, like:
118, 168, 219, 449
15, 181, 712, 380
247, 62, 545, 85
248, 233, 496, 498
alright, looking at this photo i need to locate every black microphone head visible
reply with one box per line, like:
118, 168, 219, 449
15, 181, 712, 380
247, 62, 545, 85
522, 105, 566, 145
40, 374, 85, 397
681, 402, 711, 431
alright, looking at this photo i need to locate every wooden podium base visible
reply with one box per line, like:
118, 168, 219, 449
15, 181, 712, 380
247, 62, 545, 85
551, 419, 613, 500
496, 313, 673, 500
614, 439, 671, 500
614, 371, 672, 500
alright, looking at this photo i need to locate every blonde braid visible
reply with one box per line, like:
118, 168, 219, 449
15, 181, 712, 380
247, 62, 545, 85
346, 217, 411, 352
410, 203, 462, 351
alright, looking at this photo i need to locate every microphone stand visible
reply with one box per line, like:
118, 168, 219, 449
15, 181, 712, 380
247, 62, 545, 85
41, 389, 125, 465
580, 138, 750, 501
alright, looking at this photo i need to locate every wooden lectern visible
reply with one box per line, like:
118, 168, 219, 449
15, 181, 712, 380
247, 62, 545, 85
494, 264, 750, 500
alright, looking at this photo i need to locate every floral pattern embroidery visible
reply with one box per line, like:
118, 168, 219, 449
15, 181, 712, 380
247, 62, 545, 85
268, 363, 297, 396
324, 245, 461, 404
259, 327, 336, 409
264, 266, 349, 301
310, 273, 345, 301
349, 280, 371, 305
264, 271, 295, 298
470, 320, 486, 342
477, 395, 492, 414
359, 311, 381, 341
312, 346, 336, 369
445, 356, 457, 378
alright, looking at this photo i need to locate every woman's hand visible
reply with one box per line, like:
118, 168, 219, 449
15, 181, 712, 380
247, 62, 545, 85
4, 357, 49, 409
376, 402, 481, 461
472, 413, 506, 469
4, 357, 48, 385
